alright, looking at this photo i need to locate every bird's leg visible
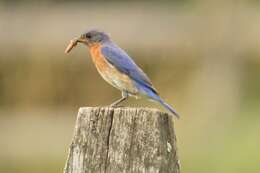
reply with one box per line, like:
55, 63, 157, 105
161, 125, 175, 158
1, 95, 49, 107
110, 91, 128, 107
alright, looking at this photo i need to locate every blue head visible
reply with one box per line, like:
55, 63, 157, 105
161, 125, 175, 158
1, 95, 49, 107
77, 29, 110, 46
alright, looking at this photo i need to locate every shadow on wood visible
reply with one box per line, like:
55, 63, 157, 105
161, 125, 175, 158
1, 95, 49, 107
64, 107, 180, 173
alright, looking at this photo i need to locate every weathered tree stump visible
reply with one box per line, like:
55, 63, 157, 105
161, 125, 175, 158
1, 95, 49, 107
64, 107, 180, 173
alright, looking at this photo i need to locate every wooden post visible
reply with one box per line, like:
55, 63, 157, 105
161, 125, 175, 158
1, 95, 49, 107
64, 107, 180, 173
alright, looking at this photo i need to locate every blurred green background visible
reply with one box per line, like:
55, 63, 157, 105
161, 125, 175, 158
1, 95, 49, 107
0, 0, 260, 173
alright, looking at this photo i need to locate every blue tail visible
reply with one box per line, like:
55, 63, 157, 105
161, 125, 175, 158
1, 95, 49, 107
156, 98, 180, 118
135, 82, 180, 118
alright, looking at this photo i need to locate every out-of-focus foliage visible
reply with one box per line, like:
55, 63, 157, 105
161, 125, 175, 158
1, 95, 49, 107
0, 1, 260, 173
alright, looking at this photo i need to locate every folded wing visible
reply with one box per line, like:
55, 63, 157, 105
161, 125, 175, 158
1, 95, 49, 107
101, 44, 158, 94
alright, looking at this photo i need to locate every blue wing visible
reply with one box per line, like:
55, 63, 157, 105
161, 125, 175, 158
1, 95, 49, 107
101, 43, 157, 94
101, 43, 180, 117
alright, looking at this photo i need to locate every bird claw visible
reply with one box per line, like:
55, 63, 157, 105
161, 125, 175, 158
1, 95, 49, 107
109, 103, 125, 108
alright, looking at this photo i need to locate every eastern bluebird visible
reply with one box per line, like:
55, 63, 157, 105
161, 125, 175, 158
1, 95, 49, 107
65, 30, 180, 118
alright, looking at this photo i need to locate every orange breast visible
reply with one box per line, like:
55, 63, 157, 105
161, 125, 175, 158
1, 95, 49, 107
89, 43, 109, 72
89, 43, 138, 94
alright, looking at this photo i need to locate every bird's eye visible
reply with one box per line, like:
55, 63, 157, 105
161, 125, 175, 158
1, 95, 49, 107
85, 34, 91, 39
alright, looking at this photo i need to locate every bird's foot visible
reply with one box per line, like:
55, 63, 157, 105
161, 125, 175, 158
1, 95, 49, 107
109, 96, 127, 108
109, 103, 125, 108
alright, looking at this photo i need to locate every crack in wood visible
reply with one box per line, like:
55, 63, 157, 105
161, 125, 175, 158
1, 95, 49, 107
104, 109, 114, 172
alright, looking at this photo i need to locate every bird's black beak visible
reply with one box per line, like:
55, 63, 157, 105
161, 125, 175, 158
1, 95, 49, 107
76, 37, 84, 43
76, 36, 89, 45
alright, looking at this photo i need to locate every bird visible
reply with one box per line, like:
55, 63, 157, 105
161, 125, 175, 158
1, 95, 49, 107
65, 29, 180, 118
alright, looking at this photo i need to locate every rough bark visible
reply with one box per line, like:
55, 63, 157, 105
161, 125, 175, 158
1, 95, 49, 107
64, 107, 180, 173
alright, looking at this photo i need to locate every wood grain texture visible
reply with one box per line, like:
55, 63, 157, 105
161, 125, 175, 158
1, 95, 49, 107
64, 107, 180, 173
